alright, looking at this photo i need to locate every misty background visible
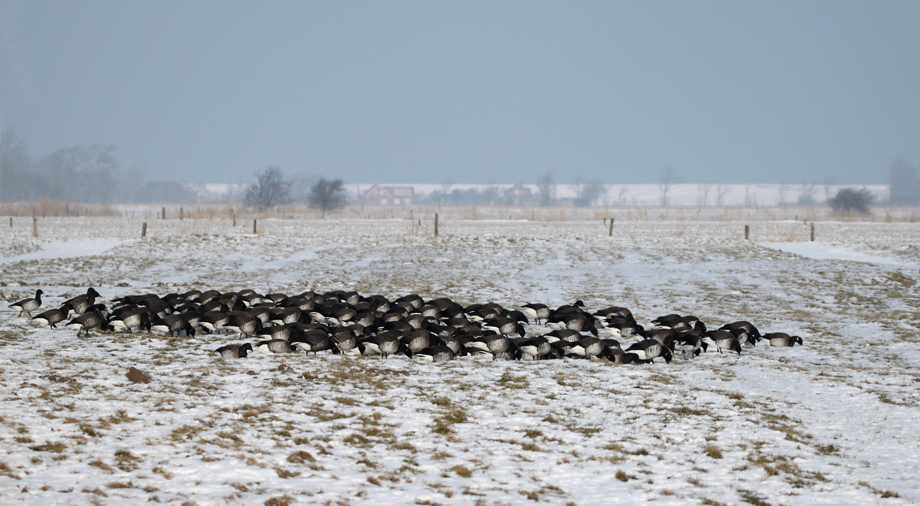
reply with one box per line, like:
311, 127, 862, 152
1, 1, 920, 203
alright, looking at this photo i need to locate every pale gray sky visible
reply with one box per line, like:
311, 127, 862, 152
2, 1, 918, 184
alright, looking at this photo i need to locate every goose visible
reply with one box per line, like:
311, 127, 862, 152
31, 302, 72, 328
763, 333, 803, 347
482, 317, 526, 337
270, 307, 301, 325
65, 310, 107, 336
358, 333, 400, 358
65, 288, 101, 315
720, 321, 761, 341
412, 345, 455, 362
673, 332, 706, 358
521, 303, 550, 323
594, 306, 635, 323
599, 346, 632, 364
602, 319, 643, 339
644, 328, 677, 350
543, 329, 582, 343
331, 329, 357, 353
256, 339, 299, 354
225, 313, 263, 337
150, 315, 195, 337
199, 311, 231, 334
464, 334, 512, 359
567, 337, 606, 358
9, 289, 43, 317
624, 339, 673, 363
295, 331, 333, 354
515, 337, 551, 359
258, 324, 293, 341
702, 330, 742, 354
402, 329, 431, 352
108, 309, 151, 333
215, 343, 253, 359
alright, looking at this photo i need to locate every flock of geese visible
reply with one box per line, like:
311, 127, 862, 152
8, 287, 804, 364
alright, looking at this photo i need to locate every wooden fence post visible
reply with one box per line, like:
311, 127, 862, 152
609, 218, 614, 236
810, 222, 815, 241
253, 219, 258, 234
434, 213, 439, 237
232, 211, 236, 227
9, 217, 12, 227
142, 222, 147, 238
745, 224, 750, 240
180, 207, 184, 221
162, 207, 166, 219
32, 216, 38, 237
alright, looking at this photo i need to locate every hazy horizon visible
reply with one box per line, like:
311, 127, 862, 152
2, 1, 919, 185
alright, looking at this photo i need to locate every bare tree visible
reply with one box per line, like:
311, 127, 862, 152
439, 178, 454, 206
697, 183, 712, 208
715, 184, 730, 206
618, 186, 629, 204
822, 175, 837, 202
798, 181, 817, 205
536, 172, 555, 206
245, 166, 291, 211
777, 183, 789, 207
308, 177, 346, 216
575, 179, 604, 207
657, 165, 680, 206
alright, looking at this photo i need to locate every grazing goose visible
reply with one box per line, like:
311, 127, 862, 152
673, 332, 706, 357
150, 315, 195, 337
31, 302, 72, 328
225, 313, 263, 337
358, 333, 401, 358
625, 339, 673, 363
108, 309, 151, 333
256, 339, 300, 354
402, 329, 431, 352
702, 330, 742, 354
598, 346, 633, 364
65, 288, 102, 315
412, 345, 455, 362
567, 337, 606, 358
9, 289, 43, 317
763, 332, 803, 347
65, 310, 107, 336
521, 303, 550, 323
199, 311, 231, 334
295, 331, 333, 354
331, 329, 358, 354
720, 321, 761, 342
515, 337, 551, 359
258, 324, 293, 341
544, 329, 583, 343
482, 317, 526, 337
644, 328, 677, 350
215, 343, 254, 358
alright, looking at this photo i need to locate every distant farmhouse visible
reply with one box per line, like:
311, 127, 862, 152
503, 183, 533, 205
362, 184, 415, 206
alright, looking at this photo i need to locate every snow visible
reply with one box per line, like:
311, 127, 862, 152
1, 216, 919, 505
0, 238, 127, 264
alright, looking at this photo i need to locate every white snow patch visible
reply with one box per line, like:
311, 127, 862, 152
0, 238, 127, 263
762, 241, 917, 267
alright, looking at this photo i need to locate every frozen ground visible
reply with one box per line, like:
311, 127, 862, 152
1, 216, 919, 505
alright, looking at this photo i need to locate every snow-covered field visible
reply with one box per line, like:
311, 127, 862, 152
1, 216, 919, 505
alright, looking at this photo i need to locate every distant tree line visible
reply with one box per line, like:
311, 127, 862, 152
0, 129, 195, 203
